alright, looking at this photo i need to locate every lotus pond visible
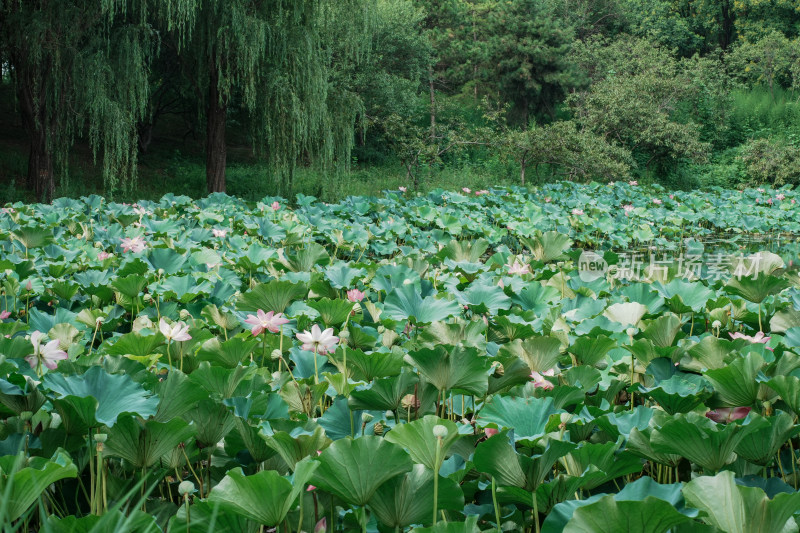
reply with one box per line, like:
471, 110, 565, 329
1, 182, 800, 533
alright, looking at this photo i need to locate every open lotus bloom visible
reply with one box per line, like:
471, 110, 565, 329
297, 324, 339, 354
729, 331, 772, 350
159, 318, 192, 342
26, 331, 68, 370
244, 309, 289, 335
531, 368, 555, 390
346, 289, 365, 302
120, 236, 146, 253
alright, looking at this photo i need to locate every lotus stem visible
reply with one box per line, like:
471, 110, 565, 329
532, 488, 540, 533
166, 342, 172, 369
491, 476, 501, 532
433, 436, 443, 525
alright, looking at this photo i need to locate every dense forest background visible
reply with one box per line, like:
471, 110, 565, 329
1, 0, 799, 203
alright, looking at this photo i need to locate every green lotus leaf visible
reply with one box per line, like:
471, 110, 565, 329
348, 372, 419, 412
384, 284, 462, 324
384, 415, 460, 470
44, 366, 158, 427
683, 470, 800, 533
0, 450, 78, 521
104, 414, 195, 468
406, 345, 490, 396
369, 464, 465, 528
310, 436, 413, 506
208, 458, 318, 526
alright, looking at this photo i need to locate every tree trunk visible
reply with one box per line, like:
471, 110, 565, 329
18, 73, 54, 203
206, 58, 227, 194
428, 66, 436, 141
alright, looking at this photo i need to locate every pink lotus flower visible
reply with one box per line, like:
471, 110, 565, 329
508, 261, 531, 275
669, 194, 674, 200
398, 186, 407, 193
571, 208, 584, 216
297, 324, 339, 354
475, 190, 489, 196
97, 251, 112, 261
484, 427, 499, 438
531, 368, 555, 390
0, 311, 10, 319
757, 188, 765, 193
346, 289, 365, 302
729, 331, 772, 350
623, 204, 634, 215
212, 228, 227, 238
705, 407, 751, 423
776, 193, 785, 201
629, 180, 638, 186
462, 187, 471, 194
244, 309, 289, 336
271, 201, 280, 211
497, 279, 504, 288
25, 331, 68, 370
767, 198, 773, 205
120, 236, 146, 253
652, 198, 662, 205
159, 318, 192, 342
314, 517, 326, 533
544, 197, 551, 203
307, 485, 316, 492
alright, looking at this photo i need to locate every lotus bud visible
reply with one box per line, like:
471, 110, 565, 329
271, 349, 282, 360
49, 412, 62, 429
625, 327, 637, 337
94, 433, 108, 444
178, 480, 195, 496
338, 330, 350, 341
19, 411, 33, 422
143, 293, 153, 302
432, 425, 448, 439
385, 410, 394, 419
271, 371, 282, 381
492, 362, 505, 377
157, 269, 165, 276
362, 413, 374, 423
712, 320, 722, 329
377, 325, 386, 334
179, 309, 192, 320
373, 422, 385, 436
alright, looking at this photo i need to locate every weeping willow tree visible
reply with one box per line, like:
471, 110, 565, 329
176, 0, 372, 194
0, 0, 164, 202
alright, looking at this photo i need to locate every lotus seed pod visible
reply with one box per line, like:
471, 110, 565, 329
157, 268, 165, 276
385, 410, 394, 419
362, 413, 374, 423
271, 349, 282, 360
373, 422, 384, 436
179, 309, 191, 320
94, 433, 108, 444
143, 293, 153, 302
178, 481, 195, 496
492, 362, 505, 377
432, 425, 448, 439
712, 320, 722, 329
400, 394, 420, 410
